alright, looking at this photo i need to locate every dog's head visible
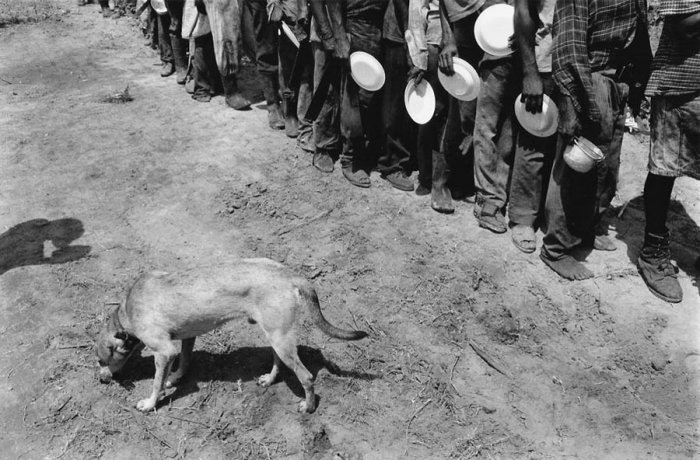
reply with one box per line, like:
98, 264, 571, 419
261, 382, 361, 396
96, 328, 141, 383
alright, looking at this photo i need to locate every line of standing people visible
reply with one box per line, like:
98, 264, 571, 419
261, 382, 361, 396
111, 0, 699, 303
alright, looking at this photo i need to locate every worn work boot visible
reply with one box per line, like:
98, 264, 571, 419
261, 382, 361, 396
171, 36, 188, 85
431, 150, 454, 213
160, 61, 175, 77
637, 231, 683, 303
221, 74, 251, 110
383, 170, 414, 192
474, 199, 507, 234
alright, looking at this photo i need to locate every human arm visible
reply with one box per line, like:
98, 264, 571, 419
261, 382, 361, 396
405, 0, 431, 82
669, 10, 700, 43
309, 0, 337, 52
327, 0, 350, 59
514, 0, 543, 113
438, 0, 457, 74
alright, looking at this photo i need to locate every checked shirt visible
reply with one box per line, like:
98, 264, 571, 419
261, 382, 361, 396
552, 0, 647, 123
645, 0, 700, 96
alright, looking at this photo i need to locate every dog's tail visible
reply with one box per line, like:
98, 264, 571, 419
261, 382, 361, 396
296, 282, 368, 341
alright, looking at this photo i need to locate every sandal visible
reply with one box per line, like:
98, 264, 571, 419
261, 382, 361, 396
511, 224, 536, 254
342, 167, 371, 188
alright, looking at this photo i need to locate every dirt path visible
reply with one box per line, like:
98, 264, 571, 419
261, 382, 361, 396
1, 3, 698, 459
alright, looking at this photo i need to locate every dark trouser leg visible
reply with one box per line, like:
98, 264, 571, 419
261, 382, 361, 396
158, 13, 173, 65
509, 73, 557, 228
473, 57, 517, 211
296, 45, 314, 149
339, 67, 365, 170
541, 135, 598, 260
595, 82, 628, 223
245, 0, 279, 104
312, 43, 340, 156
377, 39, 415, 176
279, 32, 299, 137
416, 45, 448, 191
441, 14, 483, 198
164, 0, 187, 83
192, 33, 221, 101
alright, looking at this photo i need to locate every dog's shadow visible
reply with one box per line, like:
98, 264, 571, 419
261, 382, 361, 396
0, 218, 91, 275
118, 345, 378, 405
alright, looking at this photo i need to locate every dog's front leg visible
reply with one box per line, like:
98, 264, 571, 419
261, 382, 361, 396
166, 337, 195, 388
137, 351, 176, 412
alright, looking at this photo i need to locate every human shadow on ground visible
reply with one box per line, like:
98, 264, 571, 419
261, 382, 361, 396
613, 196, 700, 297
0, 218, 91, 275
116, 345, 379, 406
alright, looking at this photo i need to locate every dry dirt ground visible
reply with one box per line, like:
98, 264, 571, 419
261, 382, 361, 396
1, 3, 699, 459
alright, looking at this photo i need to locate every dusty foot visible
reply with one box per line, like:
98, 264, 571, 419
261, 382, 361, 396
593, 235, 617, 251
225, 92, 251, 111
540, 253, 593, 280
431, 185, 454, 214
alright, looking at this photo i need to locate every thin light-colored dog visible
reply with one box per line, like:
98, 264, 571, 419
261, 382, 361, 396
96, 258, 367, 413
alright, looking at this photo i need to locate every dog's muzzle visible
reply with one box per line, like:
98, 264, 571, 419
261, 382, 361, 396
98, 367, 113, 383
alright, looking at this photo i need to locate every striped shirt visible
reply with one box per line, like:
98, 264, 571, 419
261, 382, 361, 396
645, 0, 700, 96
552, 0, 646, 123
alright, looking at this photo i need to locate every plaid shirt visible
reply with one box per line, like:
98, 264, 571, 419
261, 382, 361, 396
552, 0, 646, 123
645, 1, 700, 96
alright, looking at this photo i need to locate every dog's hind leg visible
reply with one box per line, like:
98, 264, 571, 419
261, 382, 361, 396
257, 349, 281, 387
137, 342, 178, 412
166, 337, 195, 388
267, 332, 316, 413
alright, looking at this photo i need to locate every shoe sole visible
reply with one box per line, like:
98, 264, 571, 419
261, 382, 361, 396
478, 221, 507, 234
511, 237, 536, 254
384, 179, 413, 192
637, 262, 682, 303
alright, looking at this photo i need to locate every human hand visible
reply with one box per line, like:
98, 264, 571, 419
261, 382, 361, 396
407, 66, 425, 85
194, 0, 206, 15
438, 38, 457, 75
521, 72, 544, 114
333, 34, 351, 60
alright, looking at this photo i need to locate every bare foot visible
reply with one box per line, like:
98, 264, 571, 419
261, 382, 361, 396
540, 253, 593, 280
593, 235, 617, 251
431, 184, 454, 214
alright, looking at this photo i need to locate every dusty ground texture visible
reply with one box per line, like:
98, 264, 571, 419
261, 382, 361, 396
1, 2, 699, 459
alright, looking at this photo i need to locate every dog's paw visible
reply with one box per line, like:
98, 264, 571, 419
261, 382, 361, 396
257, 373, 276, 387
298, 400, 316, 414
136, 399, 156, 412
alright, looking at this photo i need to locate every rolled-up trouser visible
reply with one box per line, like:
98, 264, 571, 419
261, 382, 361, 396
508, 73, 557, 228
202, 0, 241, 77
542, 72, 628, 259
440, 13, 484, 193
377, 39, 416, 176
473, 57, 517, 211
